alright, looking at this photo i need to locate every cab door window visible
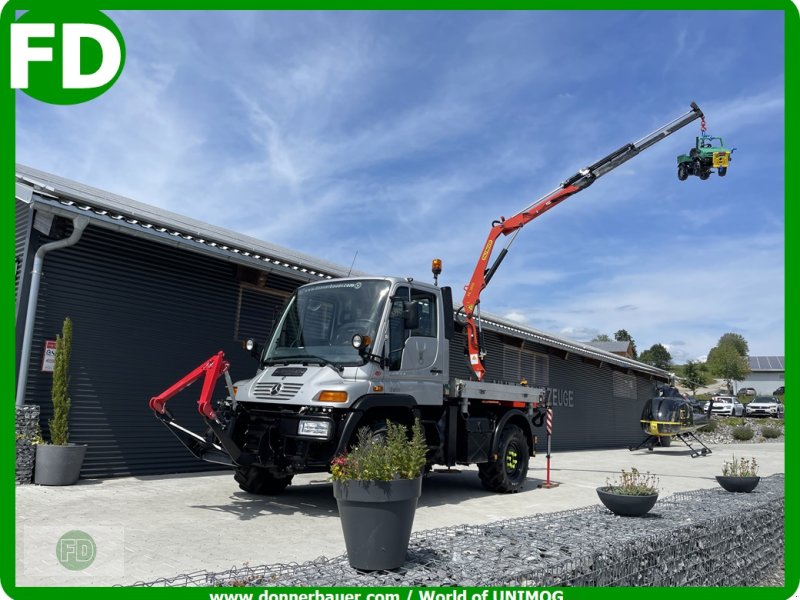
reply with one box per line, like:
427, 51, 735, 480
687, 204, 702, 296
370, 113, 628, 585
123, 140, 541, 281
387, 288, 437, 371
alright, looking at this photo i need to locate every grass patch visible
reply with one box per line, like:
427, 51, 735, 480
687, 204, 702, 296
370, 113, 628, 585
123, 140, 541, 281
720, 417, 746, 427
761, 426, 782, 439
732, 426, 755, 441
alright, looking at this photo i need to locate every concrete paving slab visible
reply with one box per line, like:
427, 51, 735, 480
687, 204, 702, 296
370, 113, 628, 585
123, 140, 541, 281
14, 441, 785, 587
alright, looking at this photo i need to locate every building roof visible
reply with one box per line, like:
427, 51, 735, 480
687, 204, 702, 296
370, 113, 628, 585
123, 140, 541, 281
748, 356, 785, 372
16, 164, 359, 283
586, 341, 632, 354
15, 164, 670, 383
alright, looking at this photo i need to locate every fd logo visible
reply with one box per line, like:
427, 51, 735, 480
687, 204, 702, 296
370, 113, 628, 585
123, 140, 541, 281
10, 9, 126, 105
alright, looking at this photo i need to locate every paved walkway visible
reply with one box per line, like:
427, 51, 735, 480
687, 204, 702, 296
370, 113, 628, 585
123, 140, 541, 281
14, 441, 785, 587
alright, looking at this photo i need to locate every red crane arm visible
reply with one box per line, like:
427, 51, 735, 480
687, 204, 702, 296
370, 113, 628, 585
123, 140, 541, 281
460, 102, 705, 381
461, 185, 580, 381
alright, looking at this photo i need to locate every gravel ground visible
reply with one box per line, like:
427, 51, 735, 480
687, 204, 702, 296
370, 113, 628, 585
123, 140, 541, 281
693, 416, 784, 447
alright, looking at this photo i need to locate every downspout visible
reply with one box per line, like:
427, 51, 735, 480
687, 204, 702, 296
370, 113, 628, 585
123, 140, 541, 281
15, 215, 90, 407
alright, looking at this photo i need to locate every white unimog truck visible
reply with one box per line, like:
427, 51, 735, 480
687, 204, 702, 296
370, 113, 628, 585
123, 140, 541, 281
149, 102, 707, 493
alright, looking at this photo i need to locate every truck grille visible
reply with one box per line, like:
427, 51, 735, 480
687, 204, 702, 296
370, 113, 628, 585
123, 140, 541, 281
253, 382, 303, 401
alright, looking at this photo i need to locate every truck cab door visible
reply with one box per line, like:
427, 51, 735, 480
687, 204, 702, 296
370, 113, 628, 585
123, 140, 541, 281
384, 287, 446, 406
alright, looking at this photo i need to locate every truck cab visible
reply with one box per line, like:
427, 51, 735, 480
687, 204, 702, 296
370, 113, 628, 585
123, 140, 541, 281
224, 277, 456, 492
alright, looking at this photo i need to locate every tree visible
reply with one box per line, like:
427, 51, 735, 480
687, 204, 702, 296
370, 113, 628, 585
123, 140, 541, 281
639, 343, 672, 370
49, 317, 73, 446
591, 334, 611, 342
681, 360, 710, 395
717, 333, 749, 357
707, 342, 750, 389
614, 329, 637, 358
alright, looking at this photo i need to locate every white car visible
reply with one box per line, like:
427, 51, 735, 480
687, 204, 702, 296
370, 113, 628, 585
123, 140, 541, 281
745, 396, 785, 418
708, 395, 744, 416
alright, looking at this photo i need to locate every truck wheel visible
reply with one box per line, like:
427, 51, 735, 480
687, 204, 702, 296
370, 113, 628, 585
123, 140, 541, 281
699, 171, 710, 180
677, 164, 688, 181
478, 424, 529, 493
234, 466, 293, 495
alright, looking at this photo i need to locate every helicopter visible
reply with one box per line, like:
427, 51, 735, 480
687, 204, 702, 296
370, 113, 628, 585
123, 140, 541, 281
629, 386, 712, 458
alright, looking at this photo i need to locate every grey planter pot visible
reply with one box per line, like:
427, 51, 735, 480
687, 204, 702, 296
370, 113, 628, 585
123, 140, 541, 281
34, 444, 87, 486
596, 487, 658, 517
716, 475, 760, 493
333, 477, 422, 571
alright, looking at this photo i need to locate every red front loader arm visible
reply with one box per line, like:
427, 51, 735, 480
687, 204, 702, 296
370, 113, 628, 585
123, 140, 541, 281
149, 351, 247, 466
149, 351, 229, 419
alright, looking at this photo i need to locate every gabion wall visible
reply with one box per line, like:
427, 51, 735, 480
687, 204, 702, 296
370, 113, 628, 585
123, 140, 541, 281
16, 405, 40, 485
131, 474, 784, 588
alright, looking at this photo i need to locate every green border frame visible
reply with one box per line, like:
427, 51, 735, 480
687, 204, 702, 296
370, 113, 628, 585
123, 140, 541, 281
1, 4, 796, 599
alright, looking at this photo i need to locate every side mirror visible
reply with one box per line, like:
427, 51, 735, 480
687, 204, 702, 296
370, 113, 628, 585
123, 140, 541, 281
403, 301, 420, 330
244, 338, 260, 359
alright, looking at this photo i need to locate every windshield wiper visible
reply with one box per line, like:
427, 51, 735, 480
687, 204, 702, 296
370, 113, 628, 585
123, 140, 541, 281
266, 354, 344, 373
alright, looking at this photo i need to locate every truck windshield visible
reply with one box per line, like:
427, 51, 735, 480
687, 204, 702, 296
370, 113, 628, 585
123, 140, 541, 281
263, 280, 391, 367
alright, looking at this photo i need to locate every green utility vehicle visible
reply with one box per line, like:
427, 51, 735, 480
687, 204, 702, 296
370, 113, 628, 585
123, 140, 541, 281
677, 134, 733, 180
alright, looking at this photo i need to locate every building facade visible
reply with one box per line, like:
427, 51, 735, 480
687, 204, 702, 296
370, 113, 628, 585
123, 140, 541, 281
15, 165, 670, 478
737, 356, 785, 395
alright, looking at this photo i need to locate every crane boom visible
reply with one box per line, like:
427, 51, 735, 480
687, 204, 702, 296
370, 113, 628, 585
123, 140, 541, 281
462, 102, 704, 381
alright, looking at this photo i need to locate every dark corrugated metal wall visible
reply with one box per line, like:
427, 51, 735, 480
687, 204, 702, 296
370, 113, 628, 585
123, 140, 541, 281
20, 224, 303, 478
449, 328, 659, 451
15, 200, 33, 372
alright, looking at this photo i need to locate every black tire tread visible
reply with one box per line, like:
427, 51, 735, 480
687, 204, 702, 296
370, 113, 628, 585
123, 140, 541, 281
234, 466, 293, 495
478, 424, 529, 494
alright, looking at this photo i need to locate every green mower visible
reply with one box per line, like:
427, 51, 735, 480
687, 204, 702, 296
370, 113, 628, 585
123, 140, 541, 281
677, 134, 734, 180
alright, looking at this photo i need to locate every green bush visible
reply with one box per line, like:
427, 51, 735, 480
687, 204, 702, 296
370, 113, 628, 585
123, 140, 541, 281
698, 420, 718, 433
330, 419, 426, 482
761, 426, 781, 439
732, 426, 754, 441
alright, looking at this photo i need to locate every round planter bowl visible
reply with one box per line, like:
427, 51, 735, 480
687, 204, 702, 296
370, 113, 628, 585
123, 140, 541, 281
716, 475, 760, 493
596, 487, 658, 517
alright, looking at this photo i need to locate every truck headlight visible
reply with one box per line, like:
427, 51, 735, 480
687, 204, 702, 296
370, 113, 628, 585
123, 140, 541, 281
298, 420, 332, 438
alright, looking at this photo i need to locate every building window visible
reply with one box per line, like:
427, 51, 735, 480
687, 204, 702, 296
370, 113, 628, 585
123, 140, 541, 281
502, 346, 549, 386
613, 371, 637, 399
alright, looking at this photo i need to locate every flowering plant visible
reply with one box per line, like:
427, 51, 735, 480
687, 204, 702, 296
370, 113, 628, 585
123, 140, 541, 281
330, 419, 426, 482
722, 455, 758, 477
603, 467, 659, 496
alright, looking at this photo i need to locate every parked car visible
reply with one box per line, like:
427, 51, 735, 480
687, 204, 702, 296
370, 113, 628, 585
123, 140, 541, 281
737, 387, 756, 397
708, 395, 745, 417
773, 386, 785, 396
746, 396, 784, 418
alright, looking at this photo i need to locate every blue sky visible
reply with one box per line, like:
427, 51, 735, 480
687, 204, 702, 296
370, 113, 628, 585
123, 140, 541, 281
15, 10, 785, 364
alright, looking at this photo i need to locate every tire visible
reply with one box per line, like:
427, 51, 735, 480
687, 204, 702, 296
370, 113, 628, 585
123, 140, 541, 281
478, 424, 529, 493
234, 466, 293, 495
718, 167, 727, 177
699, 171, 710, 180
677, 164, 688, 181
